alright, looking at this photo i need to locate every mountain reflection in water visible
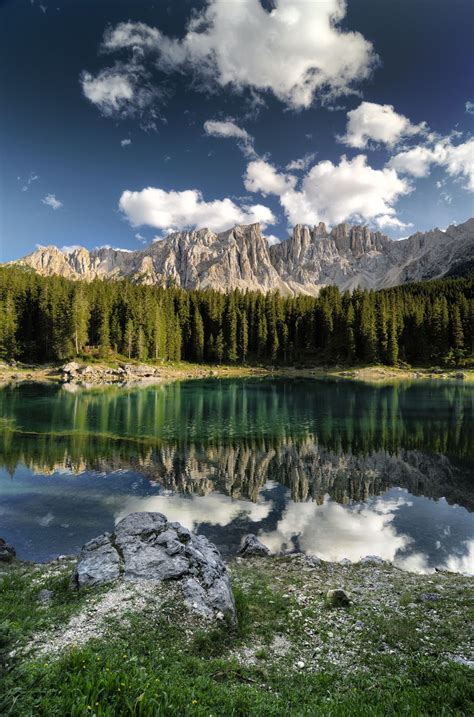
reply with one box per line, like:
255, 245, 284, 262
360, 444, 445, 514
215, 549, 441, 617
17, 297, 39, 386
0, 378, 473, 572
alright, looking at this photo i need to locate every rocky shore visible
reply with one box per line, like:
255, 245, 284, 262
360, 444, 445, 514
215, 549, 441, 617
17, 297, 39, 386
1, 516, 473, 715
0, 358, 471, 387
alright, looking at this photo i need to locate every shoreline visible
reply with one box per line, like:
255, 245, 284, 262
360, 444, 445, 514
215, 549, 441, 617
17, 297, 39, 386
0, 358, 472, 386
2, 550, 473, 714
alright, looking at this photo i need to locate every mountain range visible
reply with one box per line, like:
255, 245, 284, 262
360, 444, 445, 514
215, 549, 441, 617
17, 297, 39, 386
8, 218, 474, 295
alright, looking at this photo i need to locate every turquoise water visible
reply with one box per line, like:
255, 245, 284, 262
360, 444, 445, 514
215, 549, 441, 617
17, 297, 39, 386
0, 378, 473, 573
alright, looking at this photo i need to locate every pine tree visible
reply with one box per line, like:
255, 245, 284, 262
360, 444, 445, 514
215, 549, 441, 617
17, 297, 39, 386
98, 313, 110, 358
135, 326, 147, 361
257, 312, 268, 359
215, 330, 224, 364
153, 305, 166, 361
359, 293, 378, 363
71, 287, 90, 355
238, 310, 249, 362
344, 302, 356, 363
110, 312, 122, 354
0, 295, 17, 360
387, 312, 399, 366
124, 318, 134, 359
225, 298, 238, 363
192, 303, 205, 361
451, 305, 464, 351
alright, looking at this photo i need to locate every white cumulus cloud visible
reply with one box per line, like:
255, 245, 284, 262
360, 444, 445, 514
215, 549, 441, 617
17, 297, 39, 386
204, 119, 255, 157
340, 101, 426, 149
81, 68, 135, 115
244, 159, 296, 196
288, 155, 411, 225
442, 138, 474, 191
389, 137, 474, 191
286, 153, 316, 172
80, 64, 164, 127
375, 214, 413, 230
246, 154, 411, 227
265, 234, 282, 246
91, 1, 377, 111
388, 144, 441, 178
42, 193, 63, 210
121, 138, 132, 147
119, 187, 276, 233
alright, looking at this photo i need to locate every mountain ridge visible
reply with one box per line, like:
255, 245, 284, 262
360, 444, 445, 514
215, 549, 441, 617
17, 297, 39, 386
7, 218, 474, 295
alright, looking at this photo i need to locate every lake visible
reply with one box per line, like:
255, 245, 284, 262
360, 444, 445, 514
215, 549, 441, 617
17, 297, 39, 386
1, 377, 473, 574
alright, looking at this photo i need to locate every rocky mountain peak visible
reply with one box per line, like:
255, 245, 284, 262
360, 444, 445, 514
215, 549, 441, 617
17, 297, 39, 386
314, 222, 329, 238
6, 217, 473, 295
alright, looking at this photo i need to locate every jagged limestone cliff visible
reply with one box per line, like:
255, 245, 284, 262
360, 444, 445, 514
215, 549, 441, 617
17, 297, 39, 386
9, 218, 474, 294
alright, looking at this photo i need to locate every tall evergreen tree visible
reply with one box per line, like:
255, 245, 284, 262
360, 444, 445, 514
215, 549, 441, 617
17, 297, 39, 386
71, 287, 90, 355
124, 318, 134, 359
0, 295, 17, 360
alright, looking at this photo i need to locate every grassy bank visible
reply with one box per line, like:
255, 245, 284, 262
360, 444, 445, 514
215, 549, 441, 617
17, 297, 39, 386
1, 555, 473, 716
1, 358, 473, 386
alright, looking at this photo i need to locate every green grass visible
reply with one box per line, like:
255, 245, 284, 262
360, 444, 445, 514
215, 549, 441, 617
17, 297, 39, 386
1, 559, 473, 716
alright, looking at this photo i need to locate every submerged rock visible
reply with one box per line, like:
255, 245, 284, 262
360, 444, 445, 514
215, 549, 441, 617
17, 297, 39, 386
71, 512, 236, 622
326, 588, 351, 608
0, 538, 16, 562
238, 534, 271, 557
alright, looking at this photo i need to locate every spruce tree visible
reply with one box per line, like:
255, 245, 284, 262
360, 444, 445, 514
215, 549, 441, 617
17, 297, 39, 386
124, 318, 134, 359
98, 313, 110, 358
0, 295, 17, 360
225, 297, 238, 363
192, 303, 205, 361
71, 287, 90, 355
215, 330, 224, 364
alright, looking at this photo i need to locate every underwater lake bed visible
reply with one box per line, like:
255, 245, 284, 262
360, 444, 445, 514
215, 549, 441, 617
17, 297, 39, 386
1, 377, 473, 573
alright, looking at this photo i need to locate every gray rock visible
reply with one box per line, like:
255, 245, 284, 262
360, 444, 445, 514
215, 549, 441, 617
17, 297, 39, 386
419, 593, 442, 602
0, 538, 16, 563
305, 555, 322, 567
339, 558, 352, 566
238, 534, 270, 557
72, 533, 121, 588
360, 555, 385, 565
326, 588, 351, 608
37, 589, 54, 603
450, 656, 474, 670
71, 512, 236, 622
61, 361, 81, 374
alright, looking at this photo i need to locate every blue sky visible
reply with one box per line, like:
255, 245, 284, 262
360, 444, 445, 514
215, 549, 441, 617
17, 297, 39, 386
0, 0, 473, 261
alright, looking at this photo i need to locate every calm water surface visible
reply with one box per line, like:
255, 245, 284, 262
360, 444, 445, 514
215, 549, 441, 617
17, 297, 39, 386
0, 378, 473, 573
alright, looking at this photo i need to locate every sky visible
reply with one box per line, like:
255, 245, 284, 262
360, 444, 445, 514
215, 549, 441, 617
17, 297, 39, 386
0, 0, 473, 262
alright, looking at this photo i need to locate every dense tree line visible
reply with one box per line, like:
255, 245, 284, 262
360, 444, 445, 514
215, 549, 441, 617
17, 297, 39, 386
0, 267, 472, 367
